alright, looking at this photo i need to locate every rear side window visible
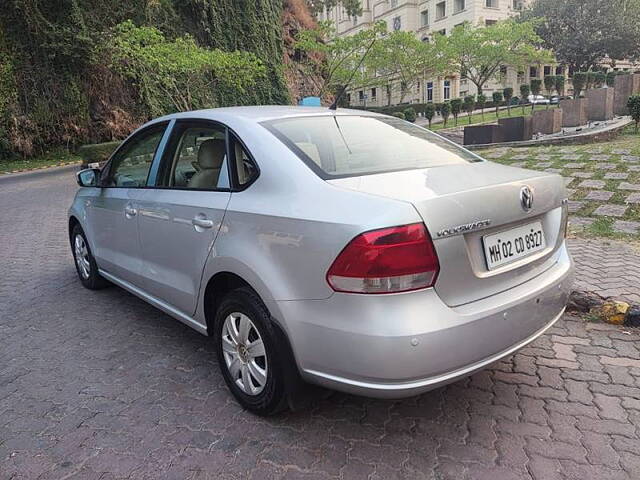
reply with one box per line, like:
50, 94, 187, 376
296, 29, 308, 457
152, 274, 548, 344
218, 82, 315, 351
263, 115, 481, 179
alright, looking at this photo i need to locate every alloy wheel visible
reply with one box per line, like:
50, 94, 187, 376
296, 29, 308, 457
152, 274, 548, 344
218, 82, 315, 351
74, 234, 91, 280
221, 312, 268, 395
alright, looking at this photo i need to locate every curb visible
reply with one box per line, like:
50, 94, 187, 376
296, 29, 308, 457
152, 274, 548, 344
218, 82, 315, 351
0, 160, 81, 176
0, 162, 81, 184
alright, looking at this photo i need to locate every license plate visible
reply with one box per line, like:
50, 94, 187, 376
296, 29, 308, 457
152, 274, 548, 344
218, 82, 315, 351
483, 221, 545, 270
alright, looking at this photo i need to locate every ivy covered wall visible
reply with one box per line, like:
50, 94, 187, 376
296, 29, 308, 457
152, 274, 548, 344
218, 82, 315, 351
0, 0, 290, 158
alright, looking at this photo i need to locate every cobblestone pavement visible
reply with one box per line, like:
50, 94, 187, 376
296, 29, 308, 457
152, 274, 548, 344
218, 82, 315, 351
2, 168, 640, 480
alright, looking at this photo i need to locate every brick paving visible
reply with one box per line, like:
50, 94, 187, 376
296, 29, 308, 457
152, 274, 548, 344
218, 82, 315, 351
2, 168, 640, 480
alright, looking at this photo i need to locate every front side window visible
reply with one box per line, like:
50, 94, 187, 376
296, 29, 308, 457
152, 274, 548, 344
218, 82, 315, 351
263, 115, 480, 179
160, 123, 229, 190
106, 124, 166, 187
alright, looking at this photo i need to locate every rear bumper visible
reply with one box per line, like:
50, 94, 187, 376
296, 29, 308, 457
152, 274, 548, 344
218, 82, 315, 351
277, 242, 573, 399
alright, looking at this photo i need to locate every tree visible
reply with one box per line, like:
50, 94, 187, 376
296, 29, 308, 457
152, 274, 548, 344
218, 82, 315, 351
424, 103, 436, 128
628, 95, 640, 133
492, 91, 503, 117
572, 72, 587, 98
463, 95, 475, 124
295, 21, 386, 99
555, 75, 566, 96
450, 98, 463, 126
606, 71, 618, 87
520, 84, 530, 114
441, 101, 451, 128
594, 71, 606, 88
503, 87, 514, 115
433, 19, 554, 95
404, 107, 417, 123
366, 30, 449, 105
476, 94, 487, 120
521, 0, 640, 71
530, 79, 542, 111
544, 75, 556, 105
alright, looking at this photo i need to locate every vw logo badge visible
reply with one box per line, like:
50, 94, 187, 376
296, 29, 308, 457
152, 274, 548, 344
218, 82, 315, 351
520, 186, 534, 212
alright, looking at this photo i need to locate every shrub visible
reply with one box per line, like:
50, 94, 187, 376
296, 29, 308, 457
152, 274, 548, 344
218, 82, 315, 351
628, 95, 640, 133
606, 71, 618, 88
424, 103, 436, 127
544, 76, 556, 96
78, 141, 121, 166
476, 93, 487, 119
440, 101, 451, 127
392, 111, 406, 120
586, 71, 597, 89
463, 95, 475, 124
572, 72, 587, 98
492, 91, 503, 116
554, 75, 565, 96
503, 87, 514, 114
403, 107, 417, 122
450, 98, 462, 126
530, 79, 542, 96
594, 71, 606, 88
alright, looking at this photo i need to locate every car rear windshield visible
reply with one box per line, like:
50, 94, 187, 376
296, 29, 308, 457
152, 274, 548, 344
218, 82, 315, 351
263, 115, 482, 179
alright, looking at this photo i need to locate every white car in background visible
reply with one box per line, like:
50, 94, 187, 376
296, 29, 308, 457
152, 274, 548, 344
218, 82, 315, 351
528, 94, 551, 105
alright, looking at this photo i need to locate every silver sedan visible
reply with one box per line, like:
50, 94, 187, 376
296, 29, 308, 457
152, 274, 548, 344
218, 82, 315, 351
69, 106, 573, 415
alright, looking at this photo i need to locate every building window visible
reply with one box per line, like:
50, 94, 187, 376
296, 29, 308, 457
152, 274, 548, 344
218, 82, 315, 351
427, 82, 434, 102
437, 28, 446, 36
454, 0, 465, 13
353, 16, 357, 26
543, 66, 551, 76
392, 16, 402, 31
500, 65, 508, 76
529, 66, 538, 78
444, 80, 451, 100
555, 66, 564, 75
420, 9, 429, 27
486, 0, 498, 7
347, 93, 351, 103
485, 19, 497, 26
512, 0, 523, 9
358, 90, 364, 101
455, 22, 465, 29
371, 88, 377, 99
436, 1, 446, 20
390, 0, 398, 7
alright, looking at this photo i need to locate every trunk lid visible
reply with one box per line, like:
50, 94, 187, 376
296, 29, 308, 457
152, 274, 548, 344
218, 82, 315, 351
328, 162, 568, 307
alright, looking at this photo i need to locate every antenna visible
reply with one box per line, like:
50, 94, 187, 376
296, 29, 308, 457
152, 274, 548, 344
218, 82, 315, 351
329, 37, 378, 111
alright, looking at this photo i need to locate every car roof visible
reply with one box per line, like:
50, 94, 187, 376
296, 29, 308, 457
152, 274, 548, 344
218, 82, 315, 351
152, 105, 384, 125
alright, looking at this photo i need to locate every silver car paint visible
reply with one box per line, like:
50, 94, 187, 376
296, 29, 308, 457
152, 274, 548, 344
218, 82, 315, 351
69, 106, 573, 398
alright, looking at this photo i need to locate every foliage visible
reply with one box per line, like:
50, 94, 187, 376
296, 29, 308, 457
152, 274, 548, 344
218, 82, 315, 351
530, 79, 542, 96
295, 20, 386, 98
403, 107, 417, 123
594, 71, 606, 88
628, 95, 640, 133
424, 103, 436, 127
450, 99, 462, 126
544, 76, 556, 96
433, 19, 554, 94
306, 0, 362, 17
78, 141, 121, 166
521, 0, 640, 71
476, 94, 487, 120
392, 111, 406, 120
492, 91, 503, 117
440, 101, 451, 127
107, 21, 265, 117
572, 72, 587, 98
520, 84, 530, 114
554, 75, 566, 96
463, 95, 475, 124
607, 71, 618, 87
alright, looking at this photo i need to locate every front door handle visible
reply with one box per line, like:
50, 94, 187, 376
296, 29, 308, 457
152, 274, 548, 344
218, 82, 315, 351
124, 205, 137, 218
192, 217, 214, 229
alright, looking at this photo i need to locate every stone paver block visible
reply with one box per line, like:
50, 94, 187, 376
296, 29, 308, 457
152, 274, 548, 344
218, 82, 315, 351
612, 149, 631, 155
565, 163, 585, 169
628, 165, 640, 172
604, 172, 629, 180
622, 155, 639, 163
546, 168, 563, 174
585, 190, 614, 201
561, 154, 582, 161
595, 163, 616, 170
568, 201, 585, 213
569, 216, 594, 229
591, 154, 612, 161
613, 220, 640, 234
511, 161, 527, 167
625, 193, 640, 204
579, 180, 606, 189
593, 204, 628, 217
574, 172, 594, 178
619, 183, 640, 191
512, 154, 529, 160
536, 162, 553, 168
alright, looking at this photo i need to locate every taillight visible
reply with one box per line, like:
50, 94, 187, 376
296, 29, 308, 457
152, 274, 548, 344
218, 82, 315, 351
327, 223, 440, 294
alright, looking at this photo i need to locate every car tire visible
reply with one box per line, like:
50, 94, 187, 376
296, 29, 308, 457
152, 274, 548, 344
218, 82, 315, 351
214, 287, 288, 416
71, 224, 109, 290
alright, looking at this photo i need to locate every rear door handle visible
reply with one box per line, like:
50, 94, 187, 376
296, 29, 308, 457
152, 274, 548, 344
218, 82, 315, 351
124, 206, 137, 217
192, 217, 214, 229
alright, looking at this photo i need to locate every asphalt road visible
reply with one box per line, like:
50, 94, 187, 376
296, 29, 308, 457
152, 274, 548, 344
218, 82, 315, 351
1, 167, 640, 480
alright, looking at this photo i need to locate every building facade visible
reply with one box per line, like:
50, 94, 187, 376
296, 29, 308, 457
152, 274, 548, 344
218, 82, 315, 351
317, 0, 563, 107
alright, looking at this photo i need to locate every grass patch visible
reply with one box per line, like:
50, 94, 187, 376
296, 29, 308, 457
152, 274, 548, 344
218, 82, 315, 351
0, 150, 81, 174
430, 105, 555, 132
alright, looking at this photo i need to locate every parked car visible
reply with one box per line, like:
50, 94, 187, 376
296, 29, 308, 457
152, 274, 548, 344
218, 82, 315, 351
528, 94, 551, 105
69, 106, 573, 415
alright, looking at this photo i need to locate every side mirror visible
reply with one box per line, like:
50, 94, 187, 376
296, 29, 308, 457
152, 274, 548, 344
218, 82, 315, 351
76, 168, 101, 187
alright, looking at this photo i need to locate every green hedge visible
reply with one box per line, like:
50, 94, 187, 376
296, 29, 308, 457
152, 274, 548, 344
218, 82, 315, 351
78, 141, 121, 166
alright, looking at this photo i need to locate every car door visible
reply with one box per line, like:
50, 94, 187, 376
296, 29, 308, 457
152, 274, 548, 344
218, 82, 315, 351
87, 122, 170, 286
135, 120, 234, 315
